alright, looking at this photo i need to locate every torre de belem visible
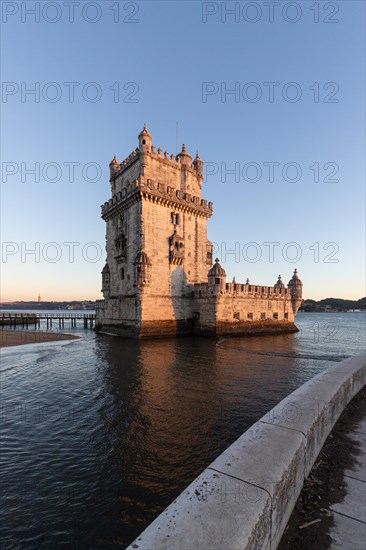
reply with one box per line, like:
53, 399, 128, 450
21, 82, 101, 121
95, 125, 303, 338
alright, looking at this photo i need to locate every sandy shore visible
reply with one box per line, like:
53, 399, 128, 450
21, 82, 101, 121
0, 330, 80, 348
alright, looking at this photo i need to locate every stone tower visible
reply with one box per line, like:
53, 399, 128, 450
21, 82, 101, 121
96, 125, 213, 337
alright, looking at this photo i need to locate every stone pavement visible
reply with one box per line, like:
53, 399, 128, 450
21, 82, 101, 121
328, 417, 366, 549
279, 385, 366, 550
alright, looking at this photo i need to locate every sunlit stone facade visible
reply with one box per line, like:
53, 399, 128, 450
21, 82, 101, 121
96, 125, 302, 337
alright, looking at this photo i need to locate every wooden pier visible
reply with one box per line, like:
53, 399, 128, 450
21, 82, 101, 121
0, 313, 96, 329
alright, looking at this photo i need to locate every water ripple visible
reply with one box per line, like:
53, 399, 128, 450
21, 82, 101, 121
0, 313, 364, 548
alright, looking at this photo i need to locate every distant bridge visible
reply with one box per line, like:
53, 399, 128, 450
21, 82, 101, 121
0, 313, 96, 329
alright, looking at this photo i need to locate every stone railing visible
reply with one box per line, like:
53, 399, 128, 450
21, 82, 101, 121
126, 354, 366, 550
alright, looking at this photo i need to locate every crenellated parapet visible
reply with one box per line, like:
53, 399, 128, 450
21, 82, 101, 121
101, 177, 213, 220
194, 281, 291, 299
141, 177, 213, 216
109, 141, 204, 183
225, 283, 291, 298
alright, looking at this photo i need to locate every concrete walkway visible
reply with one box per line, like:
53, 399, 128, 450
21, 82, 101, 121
328, 417, 366, 549
279, 384, 366, 550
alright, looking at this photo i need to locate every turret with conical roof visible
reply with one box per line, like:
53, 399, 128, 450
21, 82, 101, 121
192, 150, 204, 186
138, 123, 152, 153
109, 154, 120, 180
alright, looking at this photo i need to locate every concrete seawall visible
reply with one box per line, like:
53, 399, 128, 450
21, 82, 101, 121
126, 354, 366, 550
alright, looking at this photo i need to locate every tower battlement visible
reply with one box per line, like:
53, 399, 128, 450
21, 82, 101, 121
109, 125, 205, 201
96, 125, 302, 338
110, 145, 203, 181
101, 178, 213, 220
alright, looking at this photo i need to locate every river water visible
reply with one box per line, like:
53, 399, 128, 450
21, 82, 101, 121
1, 312, 365, 548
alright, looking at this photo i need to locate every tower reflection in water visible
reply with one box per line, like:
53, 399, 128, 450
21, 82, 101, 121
93, 332, 304, 546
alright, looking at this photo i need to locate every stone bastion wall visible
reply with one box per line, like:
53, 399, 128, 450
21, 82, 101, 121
126, 354, 366, 550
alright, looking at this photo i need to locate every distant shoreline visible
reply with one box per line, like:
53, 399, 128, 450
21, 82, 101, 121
299, 310, 365, 313
0, 330, 81, 348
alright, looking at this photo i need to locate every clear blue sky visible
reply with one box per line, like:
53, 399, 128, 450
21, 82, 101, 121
1, 0, 365, 301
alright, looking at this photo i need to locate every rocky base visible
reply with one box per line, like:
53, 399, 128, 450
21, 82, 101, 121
215, 320, 299, 337
96, 320, 299, 339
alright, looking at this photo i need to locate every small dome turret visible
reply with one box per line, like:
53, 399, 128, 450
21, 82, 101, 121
176, 143, 192, 165
134, 251, 151, 265
208, 258, 226, 277
134, 250, 151, 287
288, 269, 303, 313
274, 275, 285, 289
208, 258, 226, 293
288, 268, 302, 287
